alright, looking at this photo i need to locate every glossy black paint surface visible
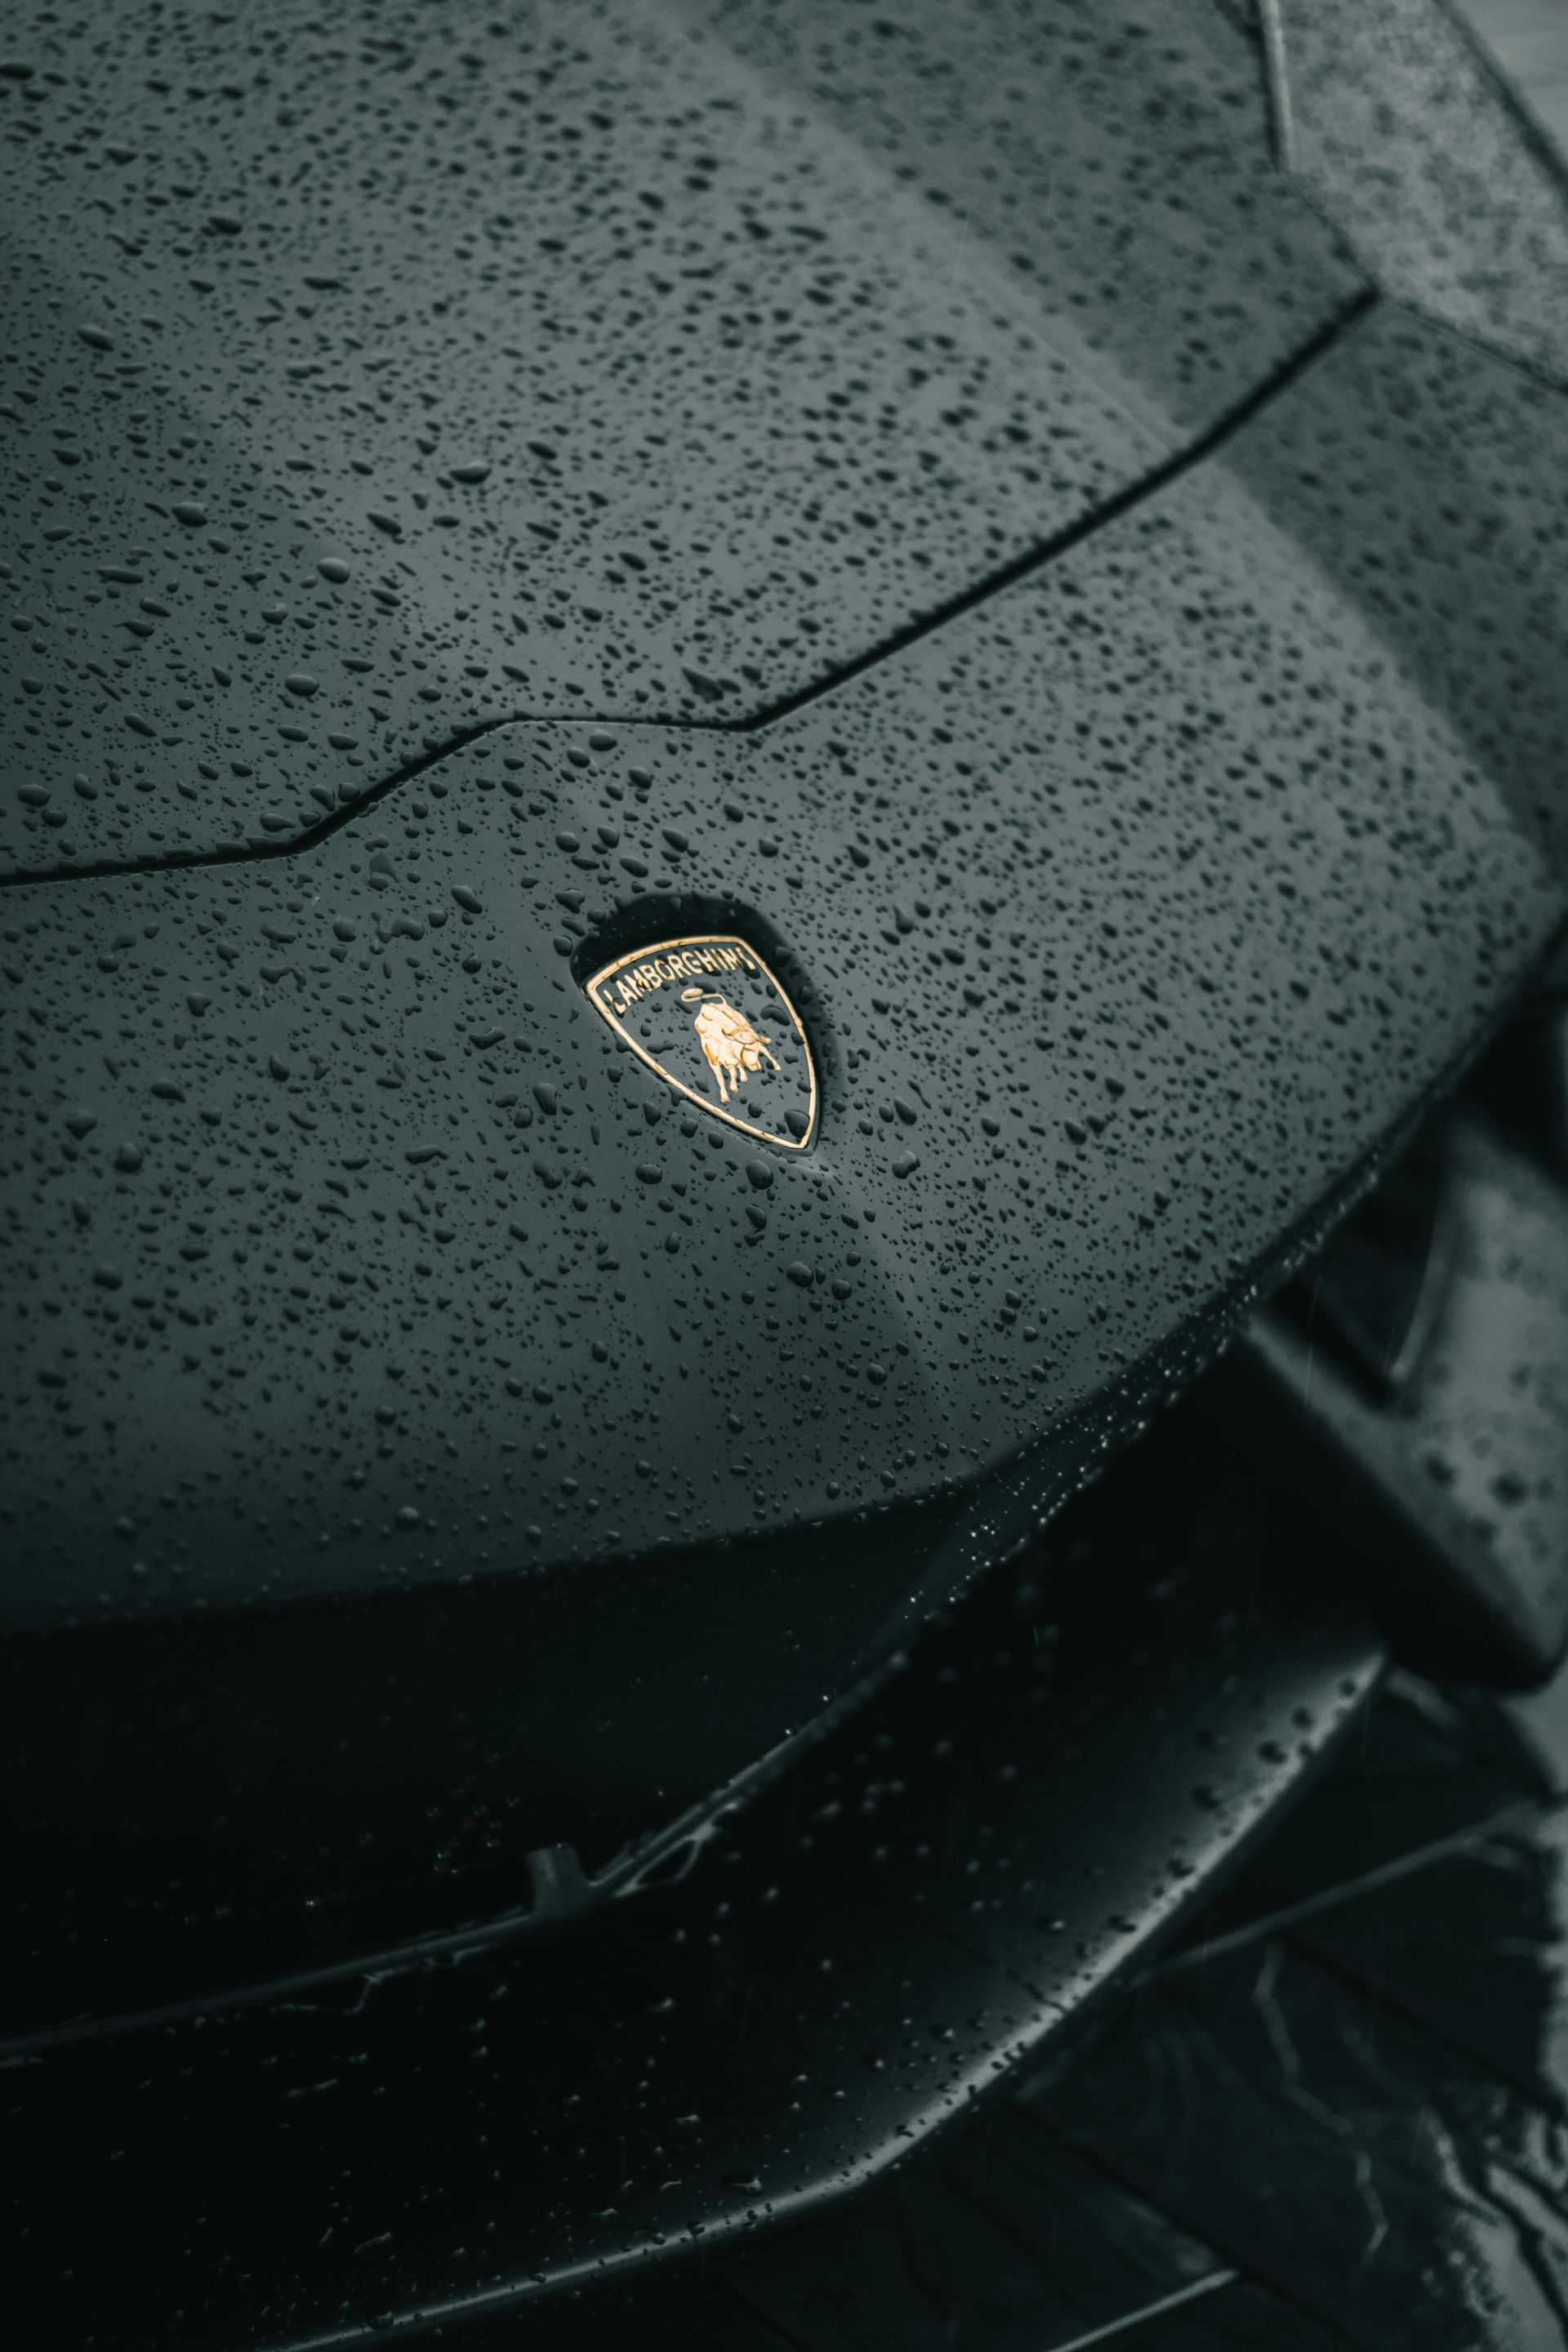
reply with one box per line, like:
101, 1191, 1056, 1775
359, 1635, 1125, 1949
4, 0, 1568, 2327
3, 1499, 961, 2037
4, 0, 1567, 1867
701, 2114, 1232, 2352
5, 1375, 1379, 2346
0, 0, 1359, 879
9, 267, 1566, 1950
7, 324, 1564, 1595
423, 1663, 1568, 2351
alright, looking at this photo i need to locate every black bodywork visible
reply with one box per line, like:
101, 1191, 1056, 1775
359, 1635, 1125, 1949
3, 2, 1568, 2342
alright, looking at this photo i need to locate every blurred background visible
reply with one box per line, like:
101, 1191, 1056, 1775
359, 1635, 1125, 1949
1461, 2, 1568, 154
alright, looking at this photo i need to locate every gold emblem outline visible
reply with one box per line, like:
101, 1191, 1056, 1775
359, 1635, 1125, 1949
584, 933, 818, 1150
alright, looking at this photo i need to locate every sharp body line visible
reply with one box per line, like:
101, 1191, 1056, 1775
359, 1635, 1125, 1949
0, 291, 1378, 896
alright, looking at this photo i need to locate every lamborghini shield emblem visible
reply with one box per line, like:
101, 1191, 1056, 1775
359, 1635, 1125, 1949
584, 935, 817, 1149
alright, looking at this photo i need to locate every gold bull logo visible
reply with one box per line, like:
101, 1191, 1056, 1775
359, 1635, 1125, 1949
583, 933, 817, 1150
681, 987, 782, 1106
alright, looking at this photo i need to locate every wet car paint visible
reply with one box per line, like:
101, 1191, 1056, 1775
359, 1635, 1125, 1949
6, 0, 1568, 2340
5, 1370, 1381, 2346
0, 0, 1361, 879
511, 1670, 1568, 2352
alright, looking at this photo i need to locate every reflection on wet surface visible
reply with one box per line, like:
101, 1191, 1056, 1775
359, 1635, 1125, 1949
1040, 1933, 1568, 2350
1030, 1672, 1568, 2352
499, 1661, 1568, 2351
1298, 1806, 1568, 2108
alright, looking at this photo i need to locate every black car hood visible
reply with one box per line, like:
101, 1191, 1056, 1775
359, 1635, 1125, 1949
5, 0, 1568, 1940
0, 0, 1361, 878
6, 289, 1566, 1640
8, 2, 1568, 2333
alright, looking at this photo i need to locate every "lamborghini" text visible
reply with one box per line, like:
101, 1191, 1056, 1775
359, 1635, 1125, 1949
605, 942, 756, 1015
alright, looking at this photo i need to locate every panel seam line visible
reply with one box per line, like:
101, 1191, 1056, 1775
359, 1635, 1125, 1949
0, 286, 1379, 894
